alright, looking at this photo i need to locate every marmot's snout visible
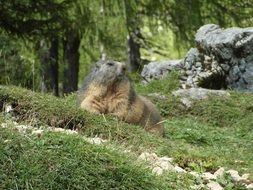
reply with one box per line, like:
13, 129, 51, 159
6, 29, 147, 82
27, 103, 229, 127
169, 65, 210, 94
116, 62, 127, 77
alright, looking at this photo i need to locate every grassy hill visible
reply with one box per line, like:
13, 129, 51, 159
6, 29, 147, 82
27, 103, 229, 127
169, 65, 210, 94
0, 76, 253, 189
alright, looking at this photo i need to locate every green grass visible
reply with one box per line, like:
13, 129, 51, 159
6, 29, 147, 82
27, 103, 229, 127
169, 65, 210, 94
135, 71, 180, 95
0, 76, 253, 189
0, 126, 169, 190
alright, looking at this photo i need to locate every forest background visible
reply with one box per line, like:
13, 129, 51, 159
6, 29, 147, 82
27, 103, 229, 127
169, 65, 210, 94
0, 0, 252, 96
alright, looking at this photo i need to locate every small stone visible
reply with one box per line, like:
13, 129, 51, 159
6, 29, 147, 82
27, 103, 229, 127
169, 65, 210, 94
220, 64, 230, 72
174, 166, 186, 173
51, 127, 78, 135
202, 172, 216, 180
226, 170, 242, 182
149, 153, 159, 162
232, 65, 241, 76
4, 105, 13, 113
189, 171, 200, 178
190, 184, 206, 190
138, 152, 150, 161
84, 137, 107, 145
64, 129, 78, 135
152, 166, 163, 175
186, 70, 193, 76
196, 62, 202, 68
147, 93, 167, 100
246, 183, 253, 189
32, 129, 44, 137
204, 55, 212, 61
214, 167, 225, 178
242, 173, 250, 180
206, 181, 223, 190
4, 140, 11, 143
16, 125, 32, 133
1, 123, 7, 128
196, 67, 202, 72
185, 61, 192, 70
157, 161, 175, 171
181, 98, 192, 108
180, 75, 188, 81
159, 156, 173, 163
239, 64, 246, 72
52, 127, 65, 132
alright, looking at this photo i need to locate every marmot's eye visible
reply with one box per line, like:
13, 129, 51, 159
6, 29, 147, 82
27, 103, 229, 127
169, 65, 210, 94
107, 62, 114, 66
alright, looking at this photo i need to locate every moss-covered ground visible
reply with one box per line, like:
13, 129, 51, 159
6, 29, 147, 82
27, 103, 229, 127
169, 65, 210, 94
0, 75, 252, 189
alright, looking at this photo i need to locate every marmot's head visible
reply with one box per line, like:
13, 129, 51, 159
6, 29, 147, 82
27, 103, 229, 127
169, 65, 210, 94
92, 59, 127, 84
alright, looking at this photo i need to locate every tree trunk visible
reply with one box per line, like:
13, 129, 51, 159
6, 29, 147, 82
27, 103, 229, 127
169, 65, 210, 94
40, 37, 59, 96
127, 28, 141, 72
123, 0, 142, 72
63, 30, 81, 94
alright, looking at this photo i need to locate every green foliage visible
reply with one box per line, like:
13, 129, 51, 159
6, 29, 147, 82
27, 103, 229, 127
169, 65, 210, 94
0, 85, 87, 128
188, 93, 253, 128
1, 0, 253, 92
0, 32, 40, 90
136, 71, 180, 95
0, 0, 71, 36
0, 127, 168, 189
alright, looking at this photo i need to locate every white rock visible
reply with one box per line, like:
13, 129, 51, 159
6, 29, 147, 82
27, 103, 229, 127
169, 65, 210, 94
181, 97, 192, 108
4, 105, 13, 113
138, 152, 159, 163
16, 125, 32, 133
190, 184, 206, 190
214, 167, 225, 178
147, 93, 167, 100
150, 153, 159, 161
138, 152, 176, 174
174, 166, 186, 173
138, 152, 150, 161
64, 129, 78, 135
32, 129, 44, 136
158, 161, 175, 171
196, 62, 202, 68
123, 149, 131, 153
4, 140, 11, 143
152, 166, 163, 175
52, 127, 65, 132
202, 172, 216, 180
51, 127, 78, 135
246, 183, 253, 189
1, 123, 8, 128
206, 181, 223, 190
84, 137, 107, 145
189, 171, 200, 178
226, 170, 242, 182
159, 156, 173, 163
242, 173, 250, 180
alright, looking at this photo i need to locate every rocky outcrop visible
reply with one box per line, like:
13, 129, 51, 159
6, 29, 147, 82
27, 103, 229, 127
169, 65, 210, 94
141, 24, 253, 92
182, 24, 253, 91
141, 60, 183, 82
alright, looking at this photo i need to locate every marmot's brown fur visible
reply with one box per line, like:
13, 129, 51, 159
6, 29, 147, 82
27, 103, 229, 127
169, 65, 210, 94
77, 59, 164, 136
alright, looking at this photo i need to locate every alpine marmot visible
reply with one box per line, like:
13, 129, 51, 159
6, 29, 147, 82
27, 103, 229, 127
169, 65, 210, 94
77, 59, 164, 136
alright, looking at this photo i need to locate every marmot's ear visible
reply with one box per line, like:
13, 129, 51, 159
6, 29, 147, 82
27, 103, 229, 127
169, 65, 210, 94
91, 61, 101, 72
